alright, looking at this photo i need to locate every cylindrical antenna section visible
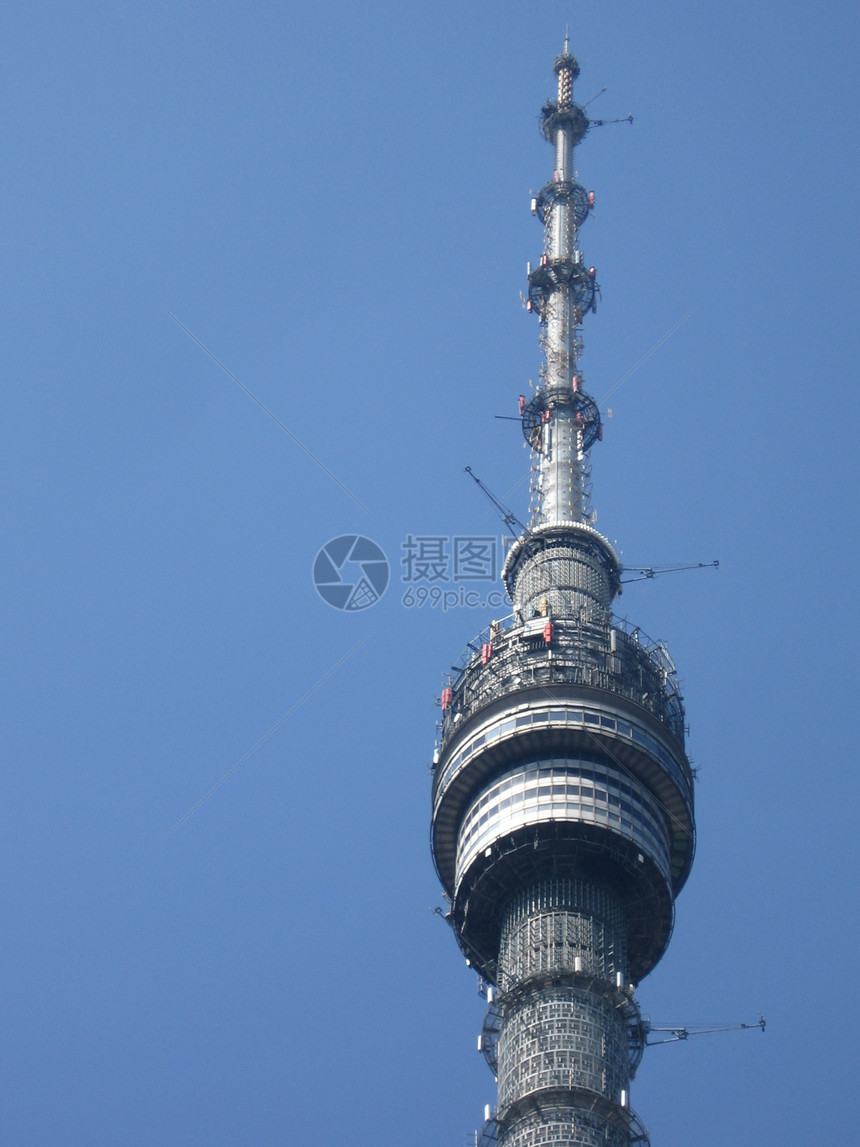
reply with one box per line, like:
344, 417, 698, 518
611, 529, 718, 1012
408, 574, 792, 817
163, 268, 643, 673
554, 45, 580, 108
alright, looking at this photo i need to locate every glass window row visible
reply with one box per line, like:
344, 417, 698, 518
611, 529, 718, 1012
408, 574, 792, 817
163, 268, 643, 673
440, 704, 689, 800
456, 763, 670, 885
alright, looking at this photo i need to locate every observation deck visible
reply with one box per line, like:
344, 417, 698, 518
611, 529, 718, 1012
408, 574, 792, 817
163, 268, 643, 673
431, 613, 696, 984
439, 615, 687, 749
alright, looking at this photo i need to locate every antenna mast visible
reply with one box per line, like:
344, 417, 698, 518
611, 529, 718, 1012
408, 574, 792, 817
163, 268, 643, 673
525, 41, 602, 528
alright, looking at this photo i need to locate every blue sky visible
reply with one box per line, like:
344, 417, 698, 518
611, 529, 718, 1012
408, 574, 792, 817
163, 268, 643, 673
1, 2, 857, 1144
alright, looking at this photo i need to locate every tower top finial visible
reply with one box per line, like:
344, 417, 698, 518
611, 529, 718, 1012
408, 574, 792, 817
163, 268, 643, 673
564, 26, 569, 54
553, 38, 580, 89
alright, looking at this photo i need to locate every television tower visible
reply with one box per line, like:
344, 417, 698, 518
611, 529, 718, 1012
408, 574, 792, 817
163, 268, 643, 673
431, 40, 695, 1146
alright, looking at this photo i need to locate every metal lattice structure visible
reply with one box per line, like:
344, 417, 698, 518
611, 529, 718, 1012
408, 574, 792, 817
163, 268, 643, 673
430, 40, 696, 1146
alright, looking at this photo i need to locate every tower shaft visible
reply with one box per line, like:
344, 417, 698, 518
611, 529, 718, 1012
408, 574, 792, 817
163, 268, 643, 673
495, 882, 632, 1147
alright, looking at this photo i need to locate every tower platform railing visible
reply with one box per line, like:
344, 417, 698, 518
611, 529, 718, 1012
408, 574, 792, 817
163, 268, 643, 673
441, 615, 685, 748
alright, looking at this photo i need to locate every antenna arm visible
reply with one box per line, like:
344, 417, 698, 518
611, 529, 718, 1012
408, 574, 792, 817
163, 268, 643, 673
645, 1017, 766, 1046
620, 560, 719, 585
589, 114, 634, 127
464, 466, 529, 536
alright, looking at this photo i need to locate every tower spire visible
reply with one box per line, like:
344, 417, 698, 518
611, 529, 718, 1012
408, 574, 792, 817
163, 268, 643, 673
524, 39, 600, 530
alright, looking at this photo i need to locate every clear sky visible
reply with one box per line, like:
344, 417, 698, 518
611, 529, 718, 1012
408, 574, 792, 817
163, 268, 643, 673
1, 2, 857, 1144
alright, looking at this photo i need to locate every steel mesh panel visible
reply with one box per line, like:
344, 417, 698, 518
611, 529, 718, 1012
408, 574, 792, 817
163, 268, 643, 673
499, 1107, 628, 1147
494, 883, 633, 1144
497, 987, 628, 1107
498, 881, 628, 989
545, 198, 580, 259
514, 547, 613, 622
